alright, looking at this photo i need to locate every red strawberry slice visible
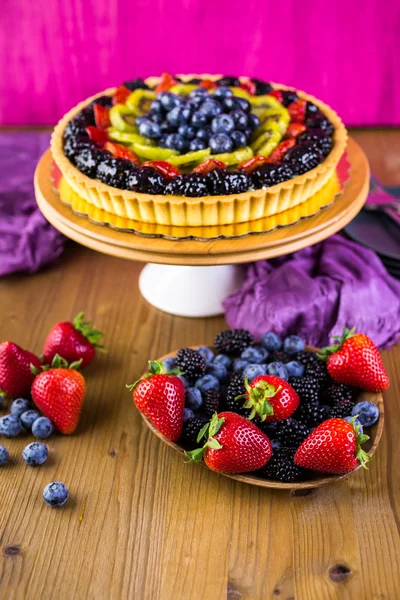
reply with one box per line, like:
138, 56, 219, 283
285, 123, 307, 139
141, 160, 181, 179
294, 417, 371, 474
238, 80, 256, 96
93, 104, 111, 129
155, 73, 178, 93
288, 99, 307, 123
238, 155, 268, 174
268, 89, 284, 104
0, 341, 42, 399
319, 327, 389, 392
128, 361, 185, 441
199, 78, 217, 91
85, 126, 109, 147
104, 142, 140, 164
185, 412, 272, 473
113, 85, 131, 105
268, 139, 296, 161
193, 158, 226, 174
236, 375, 299, 422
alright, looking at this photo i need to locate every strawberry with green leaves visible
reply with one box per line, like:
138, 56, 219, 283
0, 341, 42, 399
185, 412, 273, 473
294, 417, 371, 474
236, 375, 299, 422
319, 327, 389, 392
128, 361, 185, 441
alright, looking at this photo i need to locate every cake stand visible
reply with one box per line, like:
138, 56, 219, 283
34, 138, 370, 317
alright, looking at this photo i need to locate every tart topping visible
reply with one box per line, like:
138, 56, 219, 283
103, 142, 140, 164
85, 126, 109, 147
113, 85, 131, 105
288, 99, 307, 124
155, 72, 178, 93
193, 158, 226, 174
93, 104, 111, 129
142, 160, 181, 179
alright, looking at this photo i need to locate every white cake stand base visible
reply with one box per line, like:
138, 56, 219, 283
139, 264, 246, 317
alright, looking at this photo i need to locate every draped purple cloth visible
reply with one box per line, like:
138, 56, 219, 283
0, 133, 65, 276
223, 235, 400, 349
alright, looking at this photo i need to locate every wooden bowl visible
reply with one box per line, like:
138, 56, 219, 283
139, 348, 384, 490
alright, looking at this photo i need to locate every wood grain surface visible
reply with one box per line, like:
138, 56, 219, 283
0, 129, 399, 599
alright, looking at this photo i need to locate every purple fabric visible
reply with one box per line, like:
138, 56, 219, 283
223, 235, 400, 350
0, 133, 65, 276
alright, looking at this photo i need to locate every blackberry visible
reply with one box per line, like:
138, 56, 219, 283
165, 173, 208, 197
268, 350, 290, 364
306, 102, 319, 117
64, 137, 92, 160
225, 372, 248, 415
280, 90, 299, 107
175, 348, 206, 381
79, 106, 95, 126
91, 95, 113, 107
305, 360, 330, 389
294, 350, 319, 368
124, 78, 149, 91
215, 329, 253, 355
125, 165, 141, 190
218, 76, 241, 87
323, 383, 355, 405
96, 157, 136, 189
259, 448, 304, 483
75, 147, 104, 178
64, 117, 87, 138
284, 143, 323, 175
298, 129, 332, 157
203, 389, 221, 418
289, 375, 320, 404
329, 399, 355, 419
206, 169, 251, 196
136, 167, 167, 194
305, 114, 334, 135
180, 417, 208, 446
256, 419, 278, 438
251, 78, 273, 95
296, 403, 329, 427
275, 418, 309, 448
252, 163, 294, 189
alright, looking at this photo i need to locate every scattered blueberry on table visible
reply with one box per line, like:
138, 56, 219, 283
0, 414, 23, 437
22, 442, 49, 466
43, 482, 69, 507
32, 417, 53, 439
11, 398, 30, 417
0, 445, 9, 466
20, 410, 41, 430
352, 401, 379, 427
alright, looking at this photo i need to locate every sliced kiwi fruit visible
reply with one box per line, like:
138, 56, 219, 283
166, 148, 211, 166
126, 89, 156, 115
130, 143, 179, 160
109, 105, 138, 133
107, 128, 155, 146
251, 130, 282, 155
169, 84, 199, 95
212, 146, 253, 166
258, 109, 290, 135
249, 94, 283, 111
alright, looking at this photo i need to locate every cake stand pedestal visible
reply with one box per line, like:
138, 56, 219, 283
34, 138, 370, 317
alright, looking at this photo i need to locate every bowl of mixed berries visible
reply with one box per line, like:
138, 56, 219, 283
128, 327, 387, 489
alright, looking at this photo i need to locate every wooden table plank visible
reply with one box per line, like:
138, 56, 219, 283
0, 129, 399, 600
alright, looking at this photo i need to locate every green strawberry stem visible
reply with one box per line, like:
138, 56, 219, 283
350, 415, 371, 469
235, 378, 280, 421
126, 360, 183, 391
0, 389, 11, 401
318, 326, 357, 361
73, 312, 105, 350
184, 413, 225, 463
30, 354, 82, 374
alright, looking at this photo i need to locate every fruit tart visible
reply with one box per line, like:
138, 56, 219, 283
51, 74, 347, 227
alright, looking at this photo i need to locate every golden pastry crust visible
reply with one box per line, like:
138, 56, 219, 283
51, 75, 347, 227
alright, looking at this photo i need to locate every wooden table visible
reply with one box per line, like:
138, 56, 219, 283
1, 130, 399, 600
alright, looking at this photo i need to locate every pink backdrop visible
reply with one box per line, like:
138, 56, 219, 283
1, 0, 399, 126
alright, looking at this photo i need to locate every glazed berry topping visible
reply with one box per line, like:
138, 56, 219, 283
251, 78, 273, 95
165, 173, 209, 197
284, 143, 323, 175
123, 78, 149, 91
251, 163, 295, 188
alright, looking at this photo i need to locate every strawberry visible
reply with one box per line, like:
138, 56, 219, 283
288, 99, 307, 123
85, 126, 109, 147
93, 104, 111, 129
236, 375, 300, 422
155, 73, 178, 93
0, 342, 42, 399
268, 139, 296, 161
31, 355, 85, 434
185, 412, 272, 473
238, 80, 256, 96
128, 361, 185, 441
238, 155, 268, 174
294, 417, 371, 474
193, 158, 227, 174
319, 327, 389, 392
268, 89, 284, 104
199, 78, 217, 91
113, 85, 131, 105
285, 123, 307, 139
43, 312, 104, 369
104, 142, 140, 164
141, 160, 181, 179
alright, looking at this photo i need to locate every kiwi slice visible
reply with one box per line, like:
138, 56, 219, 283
258, 109, 290, 135
130, 143, 179, 160
109, 105, 138, 133
126, 89, 156, 115
251, 130, 282, 154
257, 131, 282, 157
212, 146, 254, 166
169, 84, 199, 95
251, 119, 282, 142
107, 128, 155, 146
250, 94, 283, 111
167, 148, 211, 166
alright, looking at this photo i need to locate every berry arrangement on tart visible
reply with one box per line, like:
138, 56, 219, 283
51, 74, 347, 227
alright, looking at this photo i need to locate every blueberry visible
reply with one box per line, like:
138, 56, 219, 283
178, 125, 196, 140
231, 131, 247, 149
0, 446, 9, 466
174, 134, 189, 153
344, 415, 363, 434
212, 86, 234, 99
241, 347, 265, 364
149, 99, 164, 113
283, 335, 305, 355
209, 133, 233, 153
195, 374, 220, 393
11, 398, 30, 417
233, 359, 249, 373
211, 114, 235, 135
243, 363, 267, 383
167, 106, 191, 127
230, 109, 248, 131
191, 111, 209, 128
224, 97, 250, 112
135, 116, 148, 127
189, 88, 208, 99
183, 407, 195, 423
148, 112, 164, 124
178, 375, 190, 389
160, 122, 175, 134
159, 92, 182, 111
197, 346, 215, 365
261, 332, 282, 351
285, 361, 305, 378
32, 417, 53, 439
213, 354, 231, 369
185, 387, 203, 411
162, 356, 176, 371
253, 345, 269, 362
196, 128, 210, 141
43, 482, 69, 507
164, 134, 178, 149
138, 120, 161, 139
206, 363, 228, 382
351, 401, 379, 427
189, 139, 208, 151
199, 99, 223, 118
22, 442, 48, 466
0, 415, 22, 437
187, 97, 204, 111
20, 410, 41, 430
266, 362, 289, 380
248, 114, 261, 129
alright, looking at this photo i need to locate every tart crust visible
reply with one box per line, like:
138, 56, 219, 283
51, 75, 348, 227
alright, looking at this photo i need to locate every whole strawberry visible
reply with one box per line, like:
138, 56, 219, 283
319, 327, 389, 392
43, 312, 104, 369
294, 417, 371, 474
185, 412, 273, 473
236, 375, 299, 422
0, 341, 42, 399
31, 355, 85, 434
128, 361, 185, 441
